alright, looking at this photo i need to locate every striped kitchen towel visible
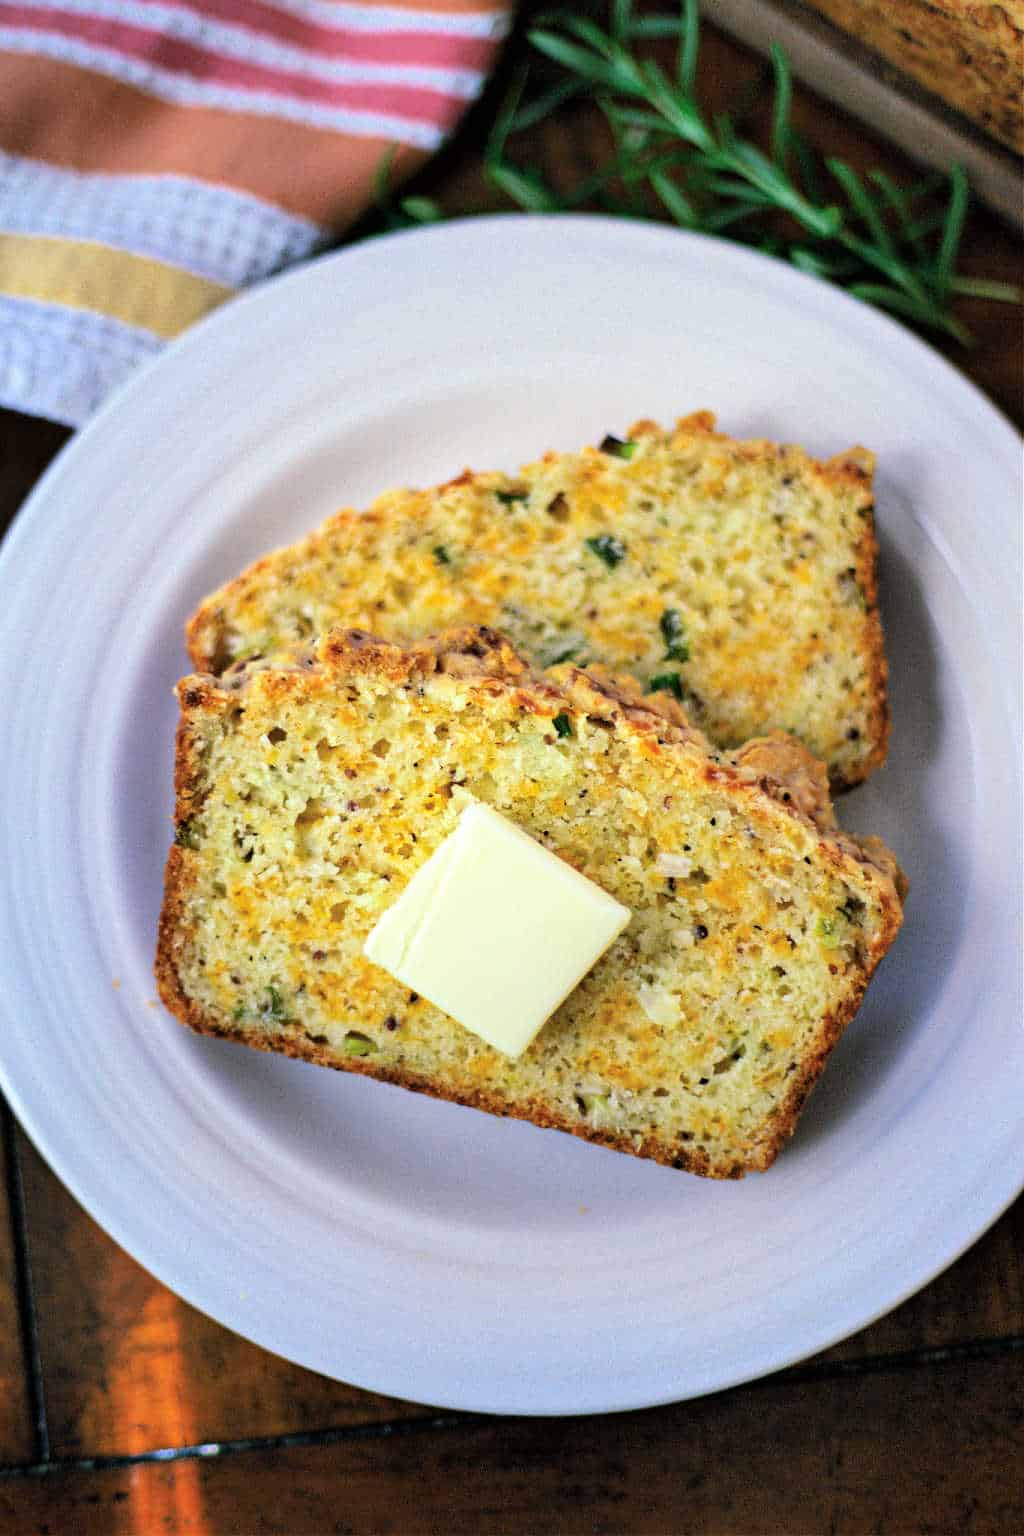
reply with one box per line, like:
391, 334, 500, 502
0, 0, 511, 426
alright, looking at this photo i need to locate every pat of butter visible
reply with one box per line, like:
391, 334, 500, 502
363, 802, 630, 1058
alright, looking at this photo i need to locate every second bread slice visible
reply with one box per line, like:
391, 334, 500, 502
186, 413, 889, 788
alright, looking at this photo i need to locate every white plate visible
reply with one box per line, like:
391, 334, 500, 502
0, 217, 1021, 1417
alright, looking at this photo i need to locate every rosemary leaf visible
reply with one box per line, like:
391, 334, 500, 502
486, 161, 560, 212
828, 158, 895, 257
560, 14, 621, 56
868, 169, 927, 259
650, 167, 698, 227
936, 164, 969, 294
678, 0, 700, 93
399, 197, 443, 223
949, 276, 1024, 302
611, 0, 631, 38
769, 42, 791, 169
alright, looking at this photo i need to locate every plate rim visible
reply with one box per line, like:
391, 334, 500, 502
1, 213, 1021, 1418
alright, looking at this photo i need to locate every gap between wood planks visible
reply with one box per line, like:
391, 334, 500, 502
1, 1097, 49, 1466
0, 1333, 1020, 1482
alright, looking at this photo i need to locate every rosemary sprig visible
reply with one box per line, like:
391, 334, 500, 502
378, 0, 1020, 341
505, 0, 1022, 338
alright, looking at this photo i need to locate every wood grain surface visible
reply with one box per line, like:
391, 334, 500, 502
13, 1129, 1023, 1463
3, 1351, 1022, 1533
15, 1133, 430, 1461
1, 13, 1022, 1535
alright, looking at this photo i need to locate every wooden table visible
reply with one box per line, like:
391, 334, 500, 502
1, 20, 1021, 1534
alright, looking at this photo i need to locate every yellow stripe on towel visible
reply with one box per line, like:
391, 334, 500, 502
0, 234, 233, 338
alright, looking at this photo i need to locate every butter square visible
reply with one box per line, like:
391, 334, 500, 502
362, 802, 630, 1058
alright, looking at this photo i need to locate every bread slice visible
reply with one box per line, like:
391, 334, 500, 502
156, 626, 904, 1178
185, 412, 889, 789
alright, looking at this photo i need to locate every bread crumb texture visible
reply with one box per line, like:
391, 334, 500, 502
187, 414, 889, 789
157, 628, 904, 1178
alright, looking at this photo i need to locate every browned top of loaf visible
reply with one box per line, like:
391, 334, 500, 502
799, 0, 1024, 152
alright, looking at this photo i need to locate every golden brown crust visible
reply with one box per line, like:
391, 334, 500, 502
154, 846, 198, 1019
843, 496, 891, 789
747, 869, 905, 1166
153, 982, 726, 1177
732, 733, 836, 828
651, 412, 881, 502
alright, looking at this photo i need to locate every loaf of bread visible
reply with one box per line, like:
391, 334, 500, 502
800, 0, 1024, 154
156, 626, 905, 1178
186, 413, 889, 789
